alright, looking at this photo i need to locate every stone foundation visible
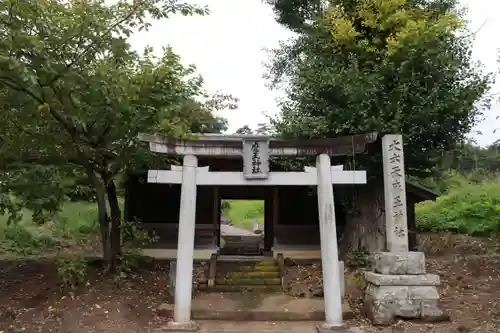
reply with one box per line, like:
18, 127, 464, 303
363, 252, 447, 325
159, 320, 198, 332
315, 324, 363, 333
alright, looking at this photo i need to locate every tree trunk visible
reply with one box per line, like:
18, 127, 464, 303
85, 167, 110, 263
339, 180, 386, 259
106, 179, 122, 273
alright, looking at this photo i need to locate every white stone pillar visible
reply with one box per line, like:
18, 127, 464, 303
173, 155, 198, 326
382, 134, 409, 252
316, 154, 343, 328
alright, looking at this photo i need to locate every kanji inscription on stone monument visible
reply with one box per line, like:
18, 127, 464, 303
382, 134, 409, 252
243, 138, 269, 179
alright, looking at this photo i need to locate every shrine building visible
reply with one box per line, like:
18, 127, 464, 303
125, 133, 437, 259
122, 132, 439, 331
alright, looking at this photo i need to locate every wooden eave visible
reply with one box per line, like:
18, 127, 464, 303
406, 181, 440, 202
138, 132, 379, 158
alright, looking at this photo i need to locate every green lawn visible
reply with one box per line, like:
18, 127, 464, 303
223, 200, 265, 231
0, 198, 265, 256
0, 201, 99, 256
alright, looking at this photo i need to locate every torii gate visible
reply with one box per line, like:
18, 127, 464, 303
139, 133, 383, 332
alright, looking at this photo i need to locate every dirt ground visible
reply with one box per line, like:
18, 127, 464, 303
1, 234, 500, 333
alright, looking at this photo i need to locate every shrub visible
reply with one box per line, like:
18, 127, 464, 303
413, 169, 493, 195
117, 220, 158, 273
345, 248, 370, 268
65, 182, 96, 202
0, 222, 56, 255
56, 256, 88, 289
416, 183, 500, 236
0, 200, 99, 256
220, 200, 231, 213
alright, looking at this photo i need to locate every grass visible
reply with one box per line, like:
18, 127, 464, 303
0, 201, 99, 257
223, 200, 265, 231
0, 198, 264, 257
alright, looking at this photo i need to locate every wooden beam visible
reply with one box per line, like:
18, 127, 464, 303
171, 165, 209, 172
140, 132, 378, 158
147, 170, 367, 186
304, 165, 343, 172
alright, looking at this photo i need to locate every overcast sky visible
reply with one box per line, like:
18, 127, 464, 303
130, 0, 500, 146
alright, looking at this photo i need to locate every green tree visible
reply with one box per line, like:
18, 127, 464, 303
235, 125, 254, 135
0, 0, 235, 270
234, 123, 272, 135
267, 0, 491, 253
266, 0, 323, 33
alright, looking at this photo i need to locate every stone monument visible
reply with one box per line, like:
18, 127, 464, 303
363, 252, 446, 325
252, 218, 262, 234
363, 135, 446, 325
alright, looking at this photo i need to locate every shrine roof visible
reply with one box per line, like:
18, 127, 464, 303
406, 181, 440, 202
138, 132, 378, 158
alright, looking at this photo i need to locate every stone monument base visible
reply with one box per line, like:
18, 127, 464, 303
363, 252, 448, 325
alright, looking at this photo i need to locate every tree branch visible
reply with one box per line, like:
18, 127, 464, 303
0, 76, 44, 104
50, 0, 149, 85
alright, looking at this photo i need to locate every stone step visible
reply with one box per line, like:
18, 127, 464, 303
207, 285, 283, 292
219, 250, 263, 256
215, 277, 281, 285
213, 258, 282, 291
157, 295, 354, 321
217, 259, 277, 267
218, 265, 279, 273
216, 271, 281, 279
217, 255, 272, 261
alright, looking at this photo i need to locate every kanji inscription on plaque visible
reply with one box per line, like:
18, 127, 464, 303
243, 139, 269, 179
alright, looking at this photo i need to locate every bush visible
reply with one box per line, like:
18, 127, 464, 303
117, 220, 158, 273
56, 256, 88, 289
0, 201, 99, 256
220, 200, 231, 213
65, 183, 96, 202
413, 169, 496, 195
0, 222, 56, 255
416, 183, 500, 236
345, 248, 370, 268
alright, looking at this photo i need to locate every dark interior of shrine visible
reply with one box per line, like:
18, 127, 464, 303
123, 152, 439, 252
124, 155, 350, 224
124, 170, 349, 248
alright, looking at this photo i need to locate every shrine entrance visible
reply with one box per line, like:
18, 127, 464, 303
217, 187, 272, 256
130, 131, 437, 331
139, 132, 379, 330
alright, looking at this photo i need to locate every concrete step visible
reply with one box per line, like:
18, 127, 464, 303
217, 259, 277, 267
207, 285, 284, 292
158, 293, 354, 321
216, 271, 281, 279
213, 257, 282, 291
220, 251, 262, 256
218, 265, 279, 274
215, 277, 281, 285
217, 255, 274, 262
